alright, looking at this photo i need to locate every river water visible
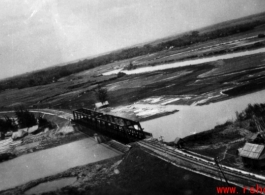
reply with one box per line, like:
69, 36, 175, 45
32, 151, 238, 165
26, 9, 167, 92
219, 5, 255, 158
102, 47, 265, 141
103, 47, 265, 75
25, 177, 77, 195
142, 89, 265, 142
0, 138, 120, 191
1, 47, 265, 191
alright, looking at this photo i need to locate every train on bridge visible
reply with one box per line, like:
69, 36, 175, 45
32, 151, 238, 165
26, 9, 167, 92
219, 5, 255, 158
72, 108, 152, 143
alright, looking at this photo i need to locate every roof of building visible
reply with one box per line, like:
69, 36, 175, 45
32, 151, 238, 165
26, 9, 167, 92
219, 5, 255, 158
248, 133, 259, 141
174, 137, 182, 144
95, 101, 109, 108
247, 132, 265, 142
239, 143, 265, 159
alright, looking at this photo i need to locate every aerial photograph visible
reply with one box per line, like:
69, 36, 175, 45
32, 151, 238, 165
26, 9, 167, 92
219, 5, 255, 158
1, 0, 265, 194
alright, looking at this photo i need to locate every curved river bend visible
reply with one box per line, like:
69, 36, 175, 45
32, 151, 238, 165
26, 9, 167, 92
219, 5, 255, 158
0, 138, 120, 191
103, 47, 265, 141
142, 89, 265, 141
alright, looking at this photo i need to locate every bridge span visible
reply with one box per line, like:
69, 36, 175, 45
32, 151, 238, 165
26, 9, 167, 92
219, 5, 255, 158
72, 108, 152, 144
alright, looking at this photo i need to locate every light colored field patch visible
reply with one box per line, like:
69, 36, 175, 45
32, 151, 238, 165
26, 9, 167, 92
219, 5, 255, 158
57, 126, 75, 135
137, 96, 185, 105
134, 108, 161, 117
161, 98, 180, 105
143, 97, 162, 103
107, 102, 178, 120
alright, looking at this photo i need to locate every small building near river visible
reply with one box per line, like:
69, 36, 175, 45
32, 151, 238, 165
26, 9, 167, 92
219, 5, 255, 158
238, 142, 265, 169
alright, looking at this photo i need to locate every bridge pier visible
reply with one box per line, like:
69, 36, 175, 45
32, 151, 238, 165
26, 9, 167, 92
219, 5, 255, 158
94, 133, 111, 143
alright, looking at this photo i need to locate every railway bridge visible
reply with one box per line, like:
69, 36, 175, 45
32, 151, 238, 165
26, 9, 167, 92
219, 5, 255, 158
72, 108, 152, 144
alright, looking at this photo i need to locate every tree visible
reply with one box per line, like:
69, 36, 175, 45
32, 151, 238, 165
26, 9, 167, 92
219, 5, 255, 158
0, 118, 8, 139
15, 107, 37, 128
126, 62, 135, 70
37, 115, 51, 127
258, 33, 265, 38
95, 87, 108, 104
117, 71, 126, 77
190, 31, 199, 37
0, 116, 16, 139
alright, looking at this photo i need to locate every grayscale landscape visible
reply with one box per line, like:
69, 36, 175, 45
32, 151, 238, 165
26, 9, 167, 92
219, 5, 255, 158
1, 1, 265, 194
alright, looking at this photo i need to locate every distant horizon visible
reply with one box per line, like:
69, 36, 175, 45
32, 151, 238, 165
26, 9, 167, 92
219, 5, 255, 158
1, 9, 264, 81
1, 0, 265, 80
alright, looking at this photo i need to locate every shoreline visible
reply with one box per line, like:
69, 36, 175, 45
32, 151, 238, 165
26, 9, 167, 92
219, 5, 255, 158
0, 132, 87, 164
0, 110, 86, 164
138, 110, 179, 122
1, 145, 231, 195
104, 44, 265, 75
0, 155, 123, 194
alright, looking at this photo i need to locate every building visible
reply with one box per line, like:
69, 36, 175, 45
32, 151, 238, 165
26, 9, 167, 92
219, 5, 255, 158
247, 132, 265, 144
95, 101, 109, 109
238, 142, 265, 168
174, 137, 184, 148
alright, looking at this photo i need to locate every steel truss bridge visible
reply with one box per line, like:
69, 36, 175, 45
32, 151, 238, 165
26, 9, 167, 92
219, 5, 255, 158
72, 108, 152, 143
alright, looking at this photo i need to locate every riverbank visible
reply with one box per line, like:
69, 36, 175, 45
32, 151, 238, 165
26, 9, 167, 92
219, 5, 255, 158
101, 102, 179, 122
0, 112, 86, 164
0, 133, 86, 163
181, 102, 265, 173
1, 145, 230, 195
0, 137, 121, 192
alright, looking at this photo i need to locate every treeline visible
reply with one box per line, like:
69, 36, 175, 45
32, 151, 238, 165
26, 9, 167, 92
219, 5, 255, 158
236, 103, 265, 121
0, 19, 265, 91
160, 21, 263, 49
0, 107, 51, 139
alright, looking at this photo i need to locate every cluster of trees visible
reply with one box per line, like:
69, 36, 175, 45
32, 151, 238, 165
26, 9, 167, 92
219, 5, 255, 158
125, 62, 136, 70
38, 115, 50, 127
0, 19, 264, 91
160, 21, 264, 49
0, 116, 16, 139
95, 87, 108, 104
0, 107, 51, 139
15, 107, 37, 128
0, 66, 72, 91
236, 103, 265, 121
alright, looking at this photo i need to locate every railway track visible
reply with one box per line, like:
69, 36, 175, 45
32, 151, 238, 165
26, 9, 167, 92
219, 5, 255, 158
138, 139, 265, 189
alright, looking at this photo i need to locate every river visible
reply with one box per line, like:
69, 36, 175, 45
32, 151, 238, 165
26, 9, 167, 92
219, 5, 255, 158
103, 47, 265, 75
1, 47, 265, 191
103, 47, 265, 141
142, 89, 265, 142
0, 138, 120, 191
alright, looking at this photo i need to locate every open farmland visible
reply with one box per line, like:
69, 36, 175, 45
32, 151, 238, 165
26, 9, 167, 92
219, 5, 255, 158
0, 48, 264, 112
127, 21, 265, 68
0, 48, 265, 122
0, 12, 264, 121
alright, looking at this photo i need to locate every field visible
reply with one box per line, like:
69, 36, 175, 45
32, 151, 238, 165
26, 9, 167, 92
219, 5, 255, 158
1, 50, 265, 118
